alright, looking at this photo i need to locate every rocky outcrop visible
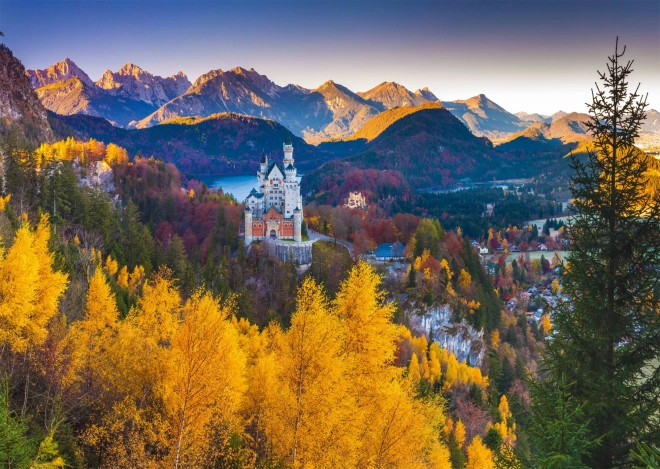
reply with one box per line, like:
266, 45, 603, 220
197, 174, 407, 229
412, 304, 486, 366
0, 44, 54, 144
26, 58, 95, 88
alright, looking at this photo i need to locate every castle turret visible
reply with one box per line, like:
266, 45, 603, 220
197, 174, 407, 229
293, 207, 302, 242
244, 206, 253, 245
260, 151, 268, 174
283, 135, 293, 167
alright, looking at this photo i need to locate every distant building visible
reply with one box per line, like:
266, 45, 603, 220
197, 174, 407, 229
344, 191, 367, 209
244, 136, 303, 245
373, 242, 405, 262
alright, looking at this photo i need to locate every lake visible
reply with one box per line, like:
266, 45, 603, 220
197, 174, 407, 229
193, 173, 303, 202
525, 216, 572, 228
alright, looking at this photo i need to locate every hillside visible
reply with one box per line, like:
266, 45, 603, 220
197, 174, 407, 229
357, 81, 430, 111
441, 94, 527, 139
498, 112, 591, 152
641, 109, 660, 133
0, 44, 54, 144
347, 102, 444, 142
304, 106, 498, 202
49, 111, 328, 174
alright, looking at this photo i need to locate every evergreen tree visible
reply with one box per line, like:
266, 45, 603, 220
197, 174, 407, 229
0, 382, 33, 468
535, 40, 660, 467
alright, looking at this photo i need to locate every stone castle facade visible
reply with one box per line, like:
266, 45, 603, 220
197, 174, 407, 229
244, 136, 303, 245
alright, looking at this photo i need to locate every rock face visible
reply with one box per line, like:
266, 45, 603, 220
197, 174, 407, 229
96, 63, 191, 106
412, 304, 486, 366
0, 44, 54, 144
26, 58, 95, 89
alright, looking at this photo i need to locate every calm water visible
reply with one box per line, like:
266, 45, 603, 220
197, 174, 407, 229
193, 173, 303, 202
525, 216, 572, 228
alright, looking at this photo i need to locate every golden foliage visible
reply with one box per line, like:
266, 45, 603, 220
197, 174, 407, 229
0, 216, 68, 352
34, 137, 128, 166
162, 291, 246, 468
466, 436, 494, 469
540, 314, 552, 336
0, 194, 10, 211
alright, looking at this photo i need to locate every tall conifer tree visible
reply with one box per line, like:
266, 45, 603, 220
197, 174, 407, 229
535, 40, 660, 468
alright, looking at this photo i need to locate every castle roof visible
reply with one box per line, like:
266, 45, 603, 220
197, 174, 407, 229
260, 152, 267, 164
284, 134, 292, 145
266, 161, 284, 178
285, 164, 295, 171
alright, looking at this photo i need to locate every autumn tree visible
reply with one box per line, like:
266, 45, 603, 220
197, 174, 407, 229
257, 278, 355, 468
536, 40, 660, 467
163, 291, 246, 469
0, 216, 68, 354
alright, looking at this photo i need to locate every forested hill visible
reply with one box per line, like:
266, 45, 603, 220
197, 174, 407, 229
49, 111, 328, 174
304, 105, 498, 203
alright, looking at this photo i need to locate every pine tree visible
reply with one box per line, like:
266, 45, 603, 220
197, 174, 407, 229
536, 40, 660, 468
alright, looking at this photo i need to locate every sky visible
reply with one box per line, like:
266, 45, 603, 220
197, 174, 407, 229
1, 0, 658, 115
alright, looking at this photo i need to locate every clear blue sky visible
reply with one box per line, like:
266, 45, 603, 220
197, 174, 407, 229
1, 0, 658, 115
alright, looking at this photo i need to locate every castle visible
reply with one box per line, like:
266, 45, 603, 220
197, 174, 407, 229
244, 136, 303, 245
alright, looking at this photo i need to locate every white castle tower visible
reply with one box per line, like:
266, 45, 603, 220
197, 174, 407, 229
244, 136, 303, 245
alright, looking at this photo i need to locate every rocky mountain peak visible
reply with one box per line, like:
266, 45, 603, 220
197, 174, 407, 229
95, 63, 191, 106
26, 58, 95, 89
415, 87, 439, 101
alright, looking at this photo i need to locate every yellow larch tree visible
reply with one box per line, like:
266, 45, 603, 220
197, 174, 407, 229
334, 261, 399, 383
409, 353, 422, 385
163, 291, 246, 469
67, 268, 120, 393
465, 435, 494, 469
540, 314, 552, 336
454, 419, 466, 448
0, 216, 68, 353
260, 278, 356, 469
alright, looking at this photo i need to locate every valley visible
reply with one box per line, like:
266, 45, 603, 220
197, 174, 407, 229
0, 11, 659, 468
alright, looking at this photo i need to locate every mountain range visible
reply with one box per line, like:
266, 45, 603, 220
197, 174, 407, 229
29, 58, 633, 144
26, 59, 191, 127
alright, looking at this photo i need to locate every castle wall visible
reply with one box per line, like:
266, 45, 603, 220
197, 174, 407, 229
263, 238, 314, 266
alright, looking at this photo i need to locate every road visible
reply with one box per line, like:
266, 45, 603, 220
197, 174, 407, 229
308, 230, 356, 258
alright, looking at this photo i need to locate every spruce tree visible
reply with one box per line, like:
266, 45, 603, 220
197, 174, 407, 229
535, 40, 660, 467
